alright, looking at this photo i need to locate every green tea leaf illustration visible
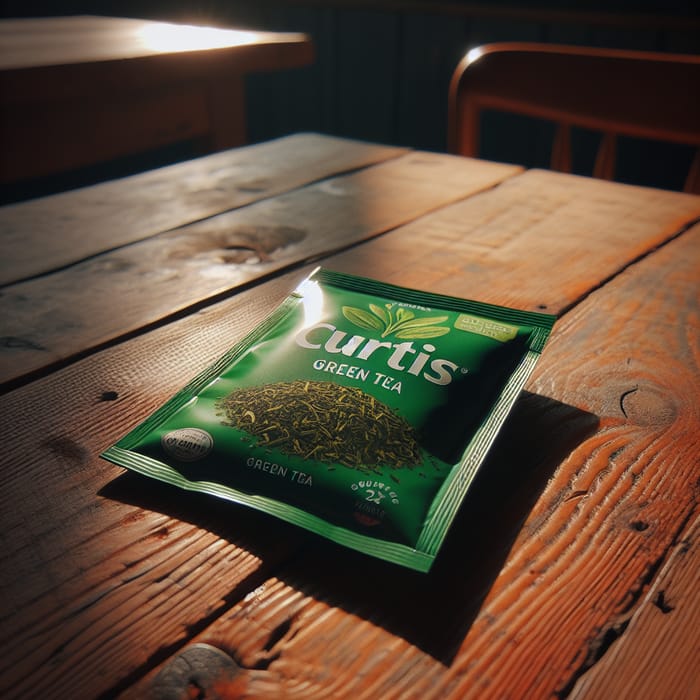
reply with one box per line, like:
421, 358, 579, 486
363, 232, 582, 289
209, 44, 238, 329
342, 306, 384, 330
395, 308, 415, 323
395, 326, 451, 339
393, 315, 449, 331
369, 303, 390, 325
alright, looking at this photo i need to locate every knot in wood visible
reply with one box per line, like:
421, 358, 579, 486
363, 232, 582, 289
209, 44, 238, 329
620, 386, 677, 428
151, 643, 241, 700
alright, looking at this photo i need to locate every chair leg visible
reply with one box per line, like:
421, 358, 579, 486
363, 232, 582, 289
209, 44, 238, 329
551, 124, 572, 173
594, 132, 617, 181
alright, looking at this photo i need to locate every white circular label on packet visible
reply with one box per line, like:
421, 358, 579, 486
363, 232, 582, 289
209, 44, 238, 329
161, 428, 213, 462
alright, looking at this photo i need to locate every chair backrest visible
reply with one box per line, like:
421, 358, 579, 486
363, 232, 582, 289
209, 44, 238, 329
448, 42, 700, 193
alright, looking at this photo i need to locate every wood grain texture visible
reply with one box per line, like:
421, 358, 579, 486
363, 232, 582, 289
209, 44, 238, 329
0, 278, 306, 700
0, 133, 406, 285
1, 174, 697, 698
0, 152, 520, 387
323, 168, 700, 313
569, 511, 699, 700
119, 222, 700, 700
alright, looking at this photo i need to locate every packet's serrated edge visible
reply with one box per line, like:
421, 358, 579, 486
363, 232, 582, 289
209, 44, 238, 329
101, 443, 435, 571
102, 267, 555, 573
416, 346, 541, 555
111, 290, 302, 451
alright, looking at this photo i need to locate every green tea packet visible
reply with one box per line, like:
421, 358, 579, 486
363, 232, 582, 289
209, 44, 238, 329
102, 268, 555, 572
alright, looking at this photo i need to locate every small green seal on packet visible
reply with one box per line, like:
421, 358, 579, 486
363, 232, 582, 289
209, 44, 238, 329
102, 268, 555, 572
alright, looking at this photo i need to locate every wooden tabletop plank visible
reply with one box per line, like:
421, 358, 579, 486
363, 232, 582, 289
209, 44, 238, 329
0, 16, 314, 105
119, 222, 700, 699
0, 152, 520, 388
568, 512, 700, 700
0, 279, 305, 700
1, 175, 697, 698
0, 133, 406, 286
323, 168, 700, 313
0, 16, 309, 70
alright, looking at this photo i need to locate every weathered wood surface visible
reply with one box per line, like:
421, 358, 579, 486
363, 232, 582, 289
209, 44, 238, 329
0, 133, 405, 285
121, 222, 700, 699
0, 144, 700, 699
0, 143, 698, 699
0, 151, 520, 388
569, 512, 699, 700
0, 280, 301, 700
324, 168, 700, 311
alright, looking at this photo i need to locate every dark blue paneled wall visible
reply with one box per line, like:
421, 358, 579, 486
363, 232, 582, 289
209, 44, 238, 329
2, 1, 698, 198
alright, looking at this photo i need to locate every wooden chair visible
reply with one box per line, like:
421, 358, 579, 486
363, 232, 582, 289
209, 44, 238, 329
448, 42, 700, 193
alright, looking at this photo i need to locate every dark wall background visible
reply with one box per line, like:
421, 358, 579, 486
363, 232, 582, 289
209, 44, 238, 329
2, 1, 698, 199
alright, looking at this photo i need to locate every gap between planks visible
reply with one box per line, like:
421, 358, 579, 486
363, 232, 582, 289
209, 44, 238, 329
115, 202, 697, 690
0, 133, 408, 286
0, 152, 521, 392
566, 507, 700, 700
554, 211, 700, 320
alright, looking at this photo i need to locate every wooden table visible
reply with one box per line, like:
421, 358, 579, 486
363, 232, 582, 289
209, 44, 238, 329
1, 133, 698, 699
0, 16, 313, 185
